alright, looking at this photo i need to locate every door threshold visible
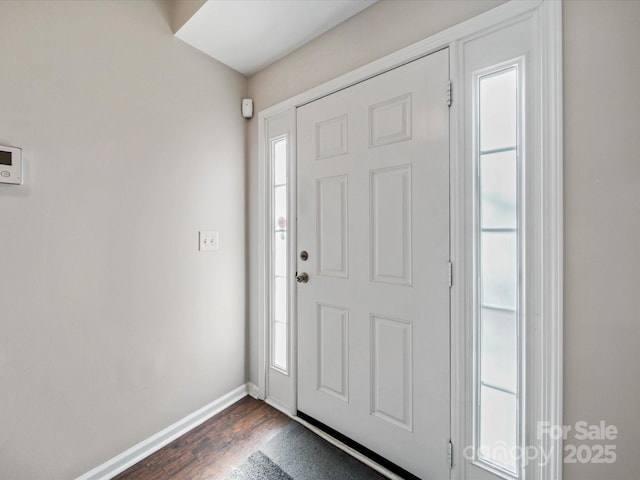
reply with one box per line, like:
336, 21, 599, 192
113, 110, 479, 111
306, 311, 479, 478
295, 411, 420, 480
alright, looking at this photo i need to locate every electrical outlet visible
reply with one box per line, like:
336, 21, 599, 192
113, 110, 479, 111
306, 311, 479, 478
199, 231, 219, 251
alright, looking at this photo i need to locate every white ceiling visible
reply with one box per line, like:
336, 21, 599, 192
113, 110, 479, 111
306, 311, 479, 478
175, 0, 377, 76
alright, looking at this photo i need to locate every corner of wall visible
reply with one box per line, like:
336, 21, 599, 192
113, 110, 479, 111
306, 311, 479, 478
172, 0, 207, 33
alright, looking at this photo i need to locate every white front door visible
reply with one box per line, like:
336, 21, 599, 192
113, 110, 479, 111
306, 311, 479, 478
296, 48, 451, 479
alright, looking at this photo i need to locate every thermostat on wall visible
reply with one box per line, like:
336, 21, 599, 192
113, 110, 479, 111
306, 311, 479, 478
0, 145, 22, 185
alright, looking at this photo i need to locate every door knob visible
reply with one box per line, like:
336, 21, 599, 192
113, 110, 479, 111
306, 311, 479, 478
296, 272, 309, 284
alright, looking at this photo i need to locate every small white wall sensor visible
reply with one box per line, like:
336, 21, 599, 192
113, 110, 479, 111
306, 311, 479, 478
242, 99, 253, 119
0, 145, 22, 185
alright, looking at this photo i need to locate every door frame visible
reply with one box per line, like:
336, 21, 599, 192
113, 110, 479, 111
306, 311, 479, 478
256, 1, 562, 478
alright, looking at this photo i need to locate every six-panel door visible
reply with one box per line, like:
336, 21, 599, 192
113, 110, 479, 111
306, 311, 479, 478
297, 48, 451, 479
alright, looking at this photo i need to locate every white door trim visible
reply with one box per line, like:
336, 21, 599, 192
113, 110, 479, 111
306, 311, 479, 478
257, 0, 543, 122
452, 2, 563, 479
256, 2, 562, 479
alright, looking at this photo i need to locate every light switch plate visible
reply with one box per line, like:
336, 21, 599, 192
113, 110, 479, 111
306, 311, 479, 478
199, 231, 219, 251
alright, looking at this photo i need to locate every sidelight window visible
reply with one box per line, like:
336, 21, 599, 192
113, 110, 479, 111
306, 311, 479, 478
270, 136, 289, 373
475, 64, 522, 476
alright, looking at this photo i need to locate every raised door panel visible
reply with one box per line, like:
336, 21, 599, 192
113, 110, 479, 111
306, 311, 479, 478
371, 314, 413, 431
370, 165, 412, 285
316, 175, 348, 278
317, 303, 349, 402
316, 115, 348, 160
369, 94, 412, 148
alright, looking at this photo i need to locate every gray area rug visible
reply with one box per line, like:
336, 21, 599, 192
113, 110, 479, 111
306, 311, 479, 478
225, 451, 293, 480
226, 422, 386, 480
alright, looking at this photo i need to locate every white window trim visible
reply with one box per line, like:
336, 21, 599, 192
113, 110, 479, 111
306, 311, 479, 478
268, 133, 290, 375
452, 3, 563, 479
256, 2, 562, 479
471, 59, 525, 478
259, 110, 297, 412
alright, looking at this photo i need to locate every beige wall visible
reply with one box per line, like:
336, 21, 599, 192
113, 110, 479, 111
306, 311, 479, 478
1, 0, 638, 478
247, 1, 640, 479
563, 1, 640, 479
0, 1, 247, 478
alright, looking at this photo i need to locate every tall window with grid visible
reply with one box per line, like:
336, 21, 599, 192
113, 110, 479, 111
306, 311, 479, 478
475, 64, 522, 476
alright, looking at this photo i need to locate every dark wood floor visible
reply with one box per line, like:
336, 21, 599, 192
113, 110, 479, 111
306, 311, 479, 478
114, 396, 292, 480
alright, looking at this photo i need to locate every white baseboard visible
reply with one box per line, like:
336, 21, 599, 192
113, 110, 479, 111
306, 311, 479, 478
76, 383, 250, 480
247, 382, 260, 399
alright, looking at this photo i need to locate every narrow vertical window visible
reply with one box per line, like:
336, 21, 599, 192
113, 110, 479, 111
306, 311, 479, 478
271, 136, 288, 373
475, 65, 521, 476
